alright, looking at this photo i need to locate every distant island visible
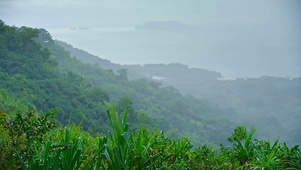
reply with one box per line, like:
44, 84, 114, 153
135, 20, 191, 30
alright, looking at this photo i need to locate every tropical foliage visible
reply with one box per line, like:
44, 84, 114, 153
0, 20, 300, 169
0, 108, 300, 169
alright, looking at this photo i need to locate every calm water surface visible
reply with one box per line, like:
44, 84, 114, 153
47, 27, 301, 79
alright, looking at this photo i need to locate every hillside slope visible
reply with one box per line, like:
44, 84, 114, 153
0, 21, 235, 145
55, 33, 301, 145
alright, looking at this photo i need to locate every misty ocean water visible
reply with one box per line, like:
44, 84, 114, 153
47, 27, 301, 79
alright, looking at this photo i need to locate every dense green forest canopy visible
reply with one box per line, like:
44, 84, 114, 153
1, 19, 300, 147
0, 85, 300, 169
0, 20, 236, 145
0, 19, 300, 170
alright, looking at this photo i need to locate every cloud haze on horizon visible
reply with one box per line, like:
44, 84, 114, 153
1, 0, 300, 29
1, 0, 300, 78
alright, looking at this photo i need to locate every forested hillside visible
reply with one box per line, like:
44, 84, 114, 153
0, 20, 236, 145
56, 38, 301, 146
1, 20, 301, 170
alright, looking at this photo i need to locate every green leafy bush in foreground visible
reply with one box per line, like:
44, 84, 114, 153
0, 107, 300, 170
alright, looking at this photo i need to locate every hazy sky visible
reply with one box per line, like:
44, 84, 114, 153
1, 0, 300, 78
1, 0, 300, 29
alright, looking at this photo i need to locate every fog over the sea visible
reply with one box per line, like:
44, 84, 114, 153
1, 0, 300, 79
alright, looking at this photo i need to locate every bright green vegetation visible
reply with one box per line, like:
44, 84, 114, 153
0, 20, 300, 169
1, 108, 300, 169
0, 20, 235, 145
